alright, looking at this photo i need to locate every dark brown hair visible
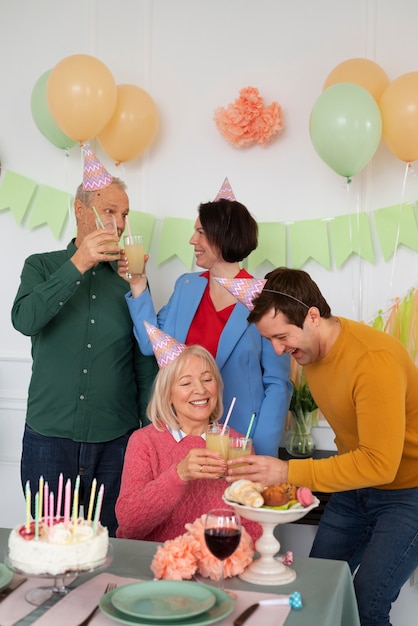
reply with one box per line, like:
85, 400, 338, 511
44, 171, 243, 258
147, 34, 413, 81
248, 267, 332, 328
198, 199, 258, 262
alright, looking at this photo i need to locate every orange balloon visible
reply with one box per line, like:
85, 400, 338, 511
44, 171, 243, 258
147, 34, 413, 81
323, 58, 389, 102
380, 72, 418, 163
97, 84, 159, 163
47, 54, 117, 142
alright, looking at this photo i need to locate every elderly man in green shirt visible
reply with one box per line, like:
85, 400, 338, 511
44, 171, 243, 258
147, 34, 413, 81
11, 149, 158, 536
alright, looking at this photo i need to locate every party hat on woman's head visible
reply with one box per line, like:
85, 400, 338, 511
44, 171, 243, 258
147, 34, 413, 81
214, 177, 236, 201
215, 277, 266, 310
144, 321, 186, 369
82, 145, 113, 191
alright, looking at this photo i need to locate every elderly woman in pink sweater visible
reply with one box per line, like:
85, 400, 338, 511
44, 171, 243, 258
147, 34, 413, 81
115, 344, 261, 542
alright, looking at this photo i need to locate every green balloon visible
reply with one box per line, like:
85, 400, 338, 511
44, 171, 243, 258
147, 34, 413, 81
31, 70, 77, 150
309, 82, 382, 179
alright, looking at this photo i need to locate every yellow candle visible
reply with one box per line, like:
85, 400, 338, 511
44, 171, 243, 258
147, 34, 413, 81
72, 475, 80, 534
87, 478, 97, 522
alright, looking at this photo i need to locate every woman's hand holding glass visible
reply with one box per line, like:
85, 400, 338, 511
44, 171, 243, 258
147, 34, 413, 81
117, 251, 149, 295
176, 449, 227, 482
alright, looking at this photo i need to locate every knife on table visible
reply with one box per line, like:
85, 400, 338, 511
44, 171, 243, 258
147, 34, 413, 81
233, 592, 303, 626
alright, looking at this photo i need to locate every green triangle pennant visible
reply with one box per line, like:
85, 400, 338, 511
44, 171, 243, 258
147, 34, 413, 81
27, 185, 73, 239
289, 219, 331, 269
374, 203, 418, 260
329, 213, 374, 268
248, 222, 286, 272
0, 170, 37, 224
158, 217, 195, 268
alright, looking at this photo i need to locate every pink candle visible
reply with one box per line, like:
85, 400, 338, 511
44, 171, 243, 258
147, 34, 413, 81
56, 473, 63, 520
64, 478, 71, 526
49, 492, 54, 536
44, 482, 49, 521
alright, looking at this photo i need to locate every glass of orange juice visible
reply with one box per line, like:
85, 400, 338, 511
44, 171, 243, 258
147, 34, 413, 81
206, 423, 230, 464
228, 437, 252, 468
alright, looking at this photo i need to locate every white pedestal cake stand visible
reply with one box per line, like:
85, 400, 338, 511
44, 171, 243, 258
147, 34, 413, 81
223, 495, 319, 585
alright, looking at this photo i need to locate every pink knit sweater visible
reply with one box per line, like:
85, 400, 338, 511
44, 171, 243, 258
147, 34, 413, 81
115, 425, 262, 542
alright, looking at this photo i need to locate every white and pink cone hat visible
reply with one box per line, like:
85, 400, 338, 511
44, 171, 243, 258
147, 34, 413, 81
214, 177, 236, 201
82, 146, 113, 192
215, 277, 266, 310
144, 321, 186, 369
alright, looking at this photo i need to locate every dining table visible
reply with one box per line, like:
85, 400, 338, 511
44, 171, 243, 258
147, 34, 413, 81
0, 526, 360, 626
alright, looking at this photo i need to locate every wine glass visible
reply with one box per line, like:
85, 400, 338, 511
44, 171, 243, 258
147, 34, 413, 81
204, 508, 241, 593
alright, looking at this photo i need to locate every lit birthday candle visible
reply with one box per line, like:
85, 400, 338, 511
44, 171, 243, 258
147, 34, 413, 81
64, 478, 71, 526
25, 481, 31, 533
93, 484, 104, 533
87, 478, 97, 522
56, 472, 63, 520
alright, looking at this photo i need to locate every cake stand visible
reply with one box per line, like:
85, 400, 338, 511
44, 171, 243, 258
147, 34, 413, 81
223, 495, 319, 586
4, 545, 113, 606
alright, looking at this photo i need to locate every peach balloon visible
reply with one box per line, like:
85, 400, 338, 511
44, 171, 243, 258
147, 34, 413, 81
380, 72, 418, 163
323, 58, 389, 102
47, 54, 117, 143
97, 84, 159, 164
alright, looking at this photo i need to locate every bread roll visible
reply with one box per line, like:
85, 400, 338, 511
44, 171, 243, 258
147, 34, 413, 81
224, 479, 264, 508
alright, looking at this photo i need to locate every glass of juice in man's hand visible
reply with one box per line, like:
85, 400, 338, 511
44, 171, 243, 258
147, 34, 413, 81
123, 234, 145, 278
96, 214, 120, 259
228, 436, 251, 468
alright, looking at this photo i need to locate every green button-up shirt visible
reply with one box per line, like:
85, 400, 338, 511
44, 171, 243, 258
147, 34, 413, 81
12, 241, 158, 442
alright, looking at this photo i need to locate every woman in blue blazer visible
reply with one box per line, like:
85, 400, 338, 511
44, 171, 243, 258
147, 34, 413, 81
122, 198, 292, 457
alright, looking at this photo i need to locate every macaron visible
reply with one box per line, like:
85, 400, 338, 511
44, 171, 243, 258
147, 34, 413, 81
296, 486, 314, 507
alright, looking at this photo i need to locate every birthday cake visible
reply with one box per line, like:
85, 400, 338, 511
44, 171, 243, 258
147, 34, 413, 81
7, 475, 108, 576
8, 518, 109, 576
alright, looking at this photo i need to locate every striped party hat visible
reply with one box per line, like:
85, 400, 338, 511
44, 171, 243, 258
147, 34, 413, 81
215, 277, 265, 310
144, 321, 186, 369
214, 177, 236, 201
82, 145, 113, 191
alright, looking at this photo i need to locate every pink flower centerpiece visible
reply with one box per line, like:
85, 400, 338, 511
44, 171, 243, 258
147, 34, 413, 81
151, 515, 254, 581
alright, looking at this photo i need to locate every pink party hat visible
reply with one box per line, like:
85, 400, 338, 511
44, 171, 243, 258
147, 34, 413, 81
215, 277, 266, 310
144, 321, 186, 369
214, 177, 236, 201
82, 146, 113, 191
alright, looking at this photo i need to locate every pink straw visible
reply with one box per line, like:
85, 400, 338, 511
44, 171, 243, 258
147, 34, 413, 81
126, 214, 132, 238
221, 397, 236, 434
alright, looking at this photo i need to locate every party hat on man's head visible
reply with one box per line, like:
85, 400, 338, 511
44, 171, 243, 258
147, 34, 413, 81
82, 146, 113, 191
144, 321, 186, 369
215, 277, 266, 310
214, 177, 236, 201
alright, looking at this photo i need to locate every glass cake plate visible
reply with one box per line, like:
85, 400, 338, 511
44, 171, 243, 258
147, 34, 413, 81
4, 544, 113, 606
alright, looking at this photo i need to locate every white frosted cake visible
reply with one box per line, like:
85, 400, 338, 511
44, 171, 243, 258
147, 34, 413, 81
8, 518, 109, 576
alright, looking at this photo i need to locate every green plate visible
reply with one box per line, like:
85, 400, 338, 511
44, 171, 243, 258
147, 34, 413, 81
0, 564, 13, 591
100, 582, 234, 626
111, 581, 216, 620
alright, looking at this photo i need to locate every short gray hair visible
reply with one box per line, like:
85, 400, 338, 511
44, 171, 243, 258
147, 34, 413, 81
74, 177, 127, 206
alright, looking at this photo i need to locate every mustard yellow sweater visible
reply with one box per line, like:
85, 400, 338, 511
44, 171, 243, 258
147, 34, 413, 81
289, 317, 418, 492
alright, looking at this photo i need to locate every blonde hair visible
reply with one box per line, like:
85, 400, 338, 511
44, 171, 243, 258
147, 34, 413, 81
147, 345, 224, 431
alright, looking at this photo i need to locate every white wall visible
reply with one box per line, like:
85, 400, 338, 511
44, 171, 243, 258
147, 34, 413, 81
1, 2, 417, 621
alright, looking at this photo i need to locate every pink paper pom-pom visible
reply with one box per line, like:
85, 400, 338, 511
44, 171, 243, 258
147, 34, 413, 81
214, 86, 283, 148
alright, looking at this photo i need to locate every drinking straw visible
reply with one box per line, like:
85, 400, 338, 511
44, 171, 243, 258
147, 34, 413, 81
92, 205, 104, 228
221, 397, 236, 434
126, 214, 132, 238
243, 412, 256, 449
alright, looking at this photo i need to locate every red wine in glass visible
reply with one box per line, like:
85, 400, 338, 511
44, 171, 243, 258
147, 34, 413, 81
204, 508, 241, 592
